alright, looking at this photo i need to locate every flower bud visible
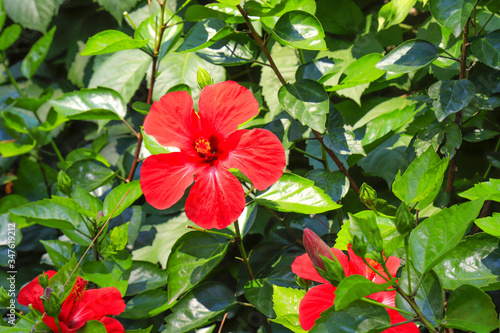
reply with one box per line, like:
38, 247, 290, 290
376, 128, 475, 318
351, 235, 367, 258
56, 170, 73, 196
41, 287, 61, 318
303, 228, 333, 271
295, 276, 311, 289
38, 272, 49, 289
0, 287, 11, 307
395, 202, 415, 235
360, 183, 377, 209
197, 67, 214, 89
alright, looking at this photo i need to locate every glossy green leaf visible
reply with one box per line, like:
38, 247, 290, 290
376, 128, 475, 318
4, 0, 61, 32
142, 128, 177, 155
464, 128, 500, 142
95, 0, 141, 24
121, 289, 171, 319
376, 39, 439, 73
65, 148, 110, 168
49, 255, 77, 301
166, 232, 230, 303
278, 80, 329, 132
244, 279, 276, 318
0, 24, 21, 51
408, 200, 483, 273
40, 240, 76, 268
77, 321, 106, 333
0, 139, 36, 157
2, 110, 30, 133
271, 10, 327, 50
216, 0, 240, 5
103, 180, 142, 218
66, 160, 115, 192
256, 173, 342, 214
470, 30, 500, 70
185, 4, 244, 24
81, 30, 148, 56
429, 0, 476, 37
334, 275, 392, 310
392, 147, 449, 209
475, 213, 500, 238
164, 282, 237, 332
271, 286, 307, 333
196, 33, 259, 66
306, 169, 349, 202
176, 18, 233, 53
459, 179, 500, 202
89, 50, 152, 103
309, 300, 391, 333
51, 87, 127, 120
10, 199, 82, 230
0, 0, 6, 32
126, 261, 168, 296
82, 251, 132, 296
21, 26, 56, 79
71, 185, 103, 217
434, 233, 500, 289
428, 79, 475, 121
378, 0, 417, 30
328, 53, 385, 91
444, 285, 498, 333
132, 102, 151, 115
296, 56, 337, 83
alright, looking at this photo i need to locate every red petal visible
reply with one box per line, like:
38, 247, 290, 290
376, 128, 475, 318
384, 309, 420, 333
18, 270, 56, 312
99, 317, 125, 333
369, 290, 396, 307
62, 287, 125, 329
198, 81, 259, 139
291, 253, 329, 284
299, 284, 336, 330
219, 129, 285, 191
185, 163, 245, 229
143, 91, 200, 152
140, 153, 200, 210
43, 316, 72, 333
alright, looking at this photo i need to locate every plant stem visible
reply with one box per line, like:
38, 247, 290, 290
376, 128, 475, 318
293, 146, 324, 163
121, 118, 140, 138
397, 286, 438, 333
186, 225, 235, 239
360, 297, 415, 317
234, 219, 255, 280
361, 257, 391, 282
404, 236, 412, 296
1, 51, 26, 98
50, 140, 65, 163
477, 12, 495, 36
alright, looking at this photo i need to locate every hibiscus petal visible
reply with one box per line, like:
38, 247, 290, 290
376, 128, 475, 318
143, 91, 199, 151
140, 153, 199, 210
291, 253, 329, 284
99, 317, 125, 333
43, 316, 72, 333
369, 290, 396, 307
384, 309, 420, 333
185, 163, 245, 229
219, 129, 285, 191
63, 287, 125, 329
18, 270, 56, 313
198, 81, 259, 139
299, 284, 336, 331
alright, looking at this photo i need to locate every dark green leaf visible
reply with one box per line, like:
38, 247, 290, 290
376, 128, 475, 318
66, 160, 115, 192
95, 0, 141, 24
256, 173, 342, 214
429, 0, 476, 37
0, 24, 22, 51
334, 275, 393, 310
12, 156, 57, 201
166, 232, 230, 303
121, 289, 171, 319
103, 180, 142, 218
196, 33, 259, 66
244, 279, 276, 318
132, 102, 151, 115
376, 39, 439, 73
278, 80, 329, 132
77, 321, 107, 333
10, 199, 82, 230
272, 10, 327, 50
315, 0, 363, 35
82, 251, 132, 296
408, 200, 483, 273
444, 285, 498, 333
176, 18, 233, 53
21, 26, 56, 79
81, 30, 149, 55
428, 79, 476, 121
296, 56, 337, 83
40, 240, 76, 268
306, 169, 349, 202
464, 128, 500, 142
470, 30, 500, 70
126, 261, 168, 296
185, 4, 244, 24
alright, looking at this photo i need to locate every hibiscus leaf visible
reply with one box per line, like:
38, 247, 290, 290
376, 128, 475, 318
271, 11, 327, 51
306, 169, 349, 202
458, 178, 500, 202
81, 251, 132, 296
102, 180, 142, 219
77, 321, 107, 333
376, 39, 439, 73
470, 30, 500, 70
121, 290, 171, 319
176, 18, 233, 53
49, 255, 78, 302
327, 53, 385, 92
126, 261, 168, 296
164, 282, 237, 331
80, 30, 149, 56
166, 231, 230, 304
428, 79, 475, 122
334, 275, 393, 311
429, 0, 475, 37
9, 199, 82, 230
196, 33, 259, 66
474, 213, 500, 238
66, 160, 116, 192
256, 173, 341, 214
270, 286, 307, 333
21, 26, 56, 79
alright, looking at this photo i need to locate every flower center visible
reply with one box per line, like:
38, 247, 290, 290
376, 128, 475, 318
69, 279, 88, 303
195, 137, 211, 155
367, 259, 383, 280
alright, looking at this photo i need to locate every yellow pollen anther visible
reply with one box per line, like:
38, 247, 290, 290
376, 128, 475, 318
195, 137, 211, 155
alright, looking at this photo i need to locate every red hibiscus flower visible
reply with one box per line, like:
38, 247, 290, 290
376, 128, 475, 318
18, 271, 126, 333
140, 81, 286, 229
291, 229, 419, 332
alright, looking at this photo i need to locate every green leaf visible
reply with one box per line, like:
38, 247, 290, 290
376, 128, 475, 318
334, 275, 393, 311
176, 18, 233, 53
315, 0, 363, 35
82, 251, 132, 296
255, 173, 342, 214
271, 286, 307, 333
21, 26, 56, 79
40, 240, 76, 268
271, 10, 327, 50
0, 24, 21, 51
429, 0, 476, 37
328, 53, 385, 91
121, 289, 171, 319
95, 0, 141, 24
10, 199, 82, 230
49, 255, 77, 301
103, 180, 142, 218
126, 261, 168, 296
4, 0, 61, 32
2, 110, 30, 133
166, 232, 230, 303
296, 56, 338, 83
81, 30, 149, 56
196, 33, 259, 66
459, 179, 500, 202
306, 169, 349, 202
132, 102, 151, 115
309, 300, 391, 333
12, 156, 57, 201
50, 87, 127, 120
470, 30, 500, 70
408, 200, 483, 274
444, 285, 498, 333
278, 80, 329, 132
428, 79, 476, 121
185, 4, 244, 24
464, 128, 500, 142
89, 50, 152, 103
378, 0, 418, 30
216, 0, 240, 5
475, 212, 500, 238
433, 233, 500, 290
66, 160, 115, 192
0, 139, 36, 157
392, 147, 449, 209
376, 39, 439, 73
164, 282, 237, 332
142, 128, 177, 155
244, 279, 276, 318
77, 321, 107, 333
0, 0, 6, 32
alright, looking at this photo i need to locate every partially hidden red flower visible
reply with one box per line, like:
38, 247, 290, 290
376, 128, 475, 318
18, 271, 126, 333
140, 81, 286, 229
292, 236, 419, 332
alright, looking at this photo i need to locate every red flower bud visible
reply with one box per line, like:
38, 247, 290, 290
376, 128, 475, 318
303, 228, 333, 271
